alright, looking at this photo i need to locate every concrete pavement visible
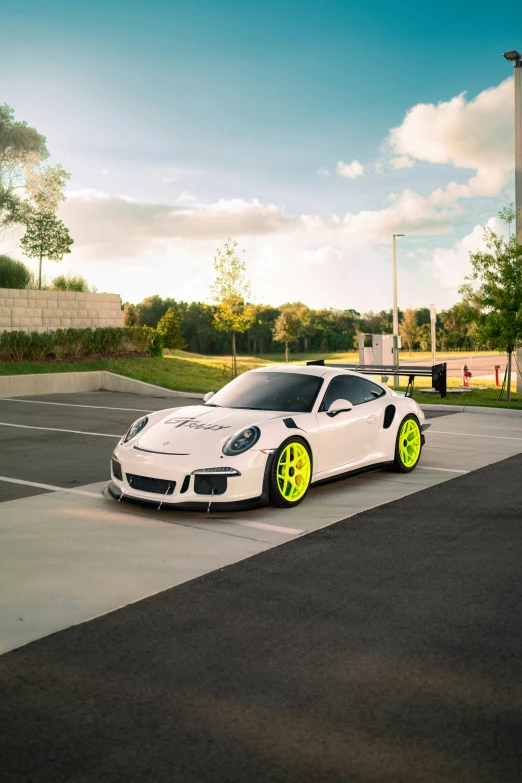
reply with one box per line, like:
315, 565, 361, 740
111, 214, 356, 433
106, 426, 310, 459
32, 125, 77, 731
1, 392, 521, 654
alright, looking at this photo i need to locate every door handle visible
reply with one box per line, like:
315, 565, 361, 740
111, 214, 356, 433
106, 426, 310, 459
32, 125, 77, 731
366, 415, 377, 424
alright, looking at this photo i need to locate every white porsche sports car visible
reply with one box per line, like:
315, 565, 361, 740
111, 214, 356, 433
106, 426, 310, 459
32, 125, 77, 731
108, 363, 433, 511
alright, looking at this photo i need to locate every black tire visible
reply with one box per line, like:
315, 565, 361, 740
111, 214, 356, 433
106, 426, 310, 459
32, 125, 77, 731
392, 414, 422, 473
269, 436, 313, 508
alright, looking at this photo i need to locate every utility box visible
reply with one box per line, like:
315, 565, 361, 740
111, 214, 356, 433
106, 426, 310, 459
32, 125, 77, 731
358, 332, 401, 366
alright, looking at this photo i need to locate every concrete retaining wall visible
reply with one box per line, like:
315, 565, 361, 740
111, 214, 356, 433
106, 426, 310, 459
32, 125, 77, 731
0, 371, 204, 399
0, 288, 123, 333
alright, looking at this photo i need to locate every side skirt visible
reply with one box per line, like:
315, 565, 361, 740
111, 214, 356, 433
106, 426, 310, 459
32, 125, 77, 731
311, 461, 395, 488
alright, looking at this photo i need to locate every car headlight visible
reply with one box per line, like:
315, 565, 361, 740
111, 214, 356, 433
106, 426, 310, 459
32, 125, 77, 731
122, 416, 149, 443
222, 426, 260, 456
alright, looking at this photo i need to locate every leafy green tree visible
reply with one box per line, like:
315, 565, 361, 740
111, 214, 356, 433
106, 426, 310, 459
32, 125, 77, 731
459, 211, 522, 401
417, 323, 432, 351
20, 209, 73, 289
0, 104, 69, 230
0, 255, 32, 289
399, 308, 420, 356
157, 307, 186, 354
138, 295, 172, 328
272, 307, 302, 361
210, 238, 254, 376
439, 300, 478, 351
123, 303, 141, 326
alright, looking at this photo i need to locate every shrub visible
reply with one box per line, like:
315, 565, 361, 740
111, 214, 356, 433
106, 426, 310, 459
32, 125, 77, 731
0, 326, 161, 362
50, 274, 94, 293
0, 255, 32, 289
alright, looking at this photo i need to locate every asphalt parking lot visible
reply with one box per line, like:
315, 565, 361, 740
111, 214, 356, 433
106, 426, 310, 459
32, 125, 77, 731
1, 390, 522, 782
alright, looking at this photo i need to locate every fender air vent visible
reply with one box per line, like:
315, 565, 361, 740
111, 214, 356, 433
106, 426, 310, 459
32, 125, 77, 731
283, 418, 298, 429
383, 404, 396, 429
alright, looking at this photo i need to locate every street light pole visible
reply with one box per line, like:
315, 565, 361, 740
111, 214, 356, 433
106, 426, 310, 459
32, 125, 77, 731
392, 233, 404, 387
504, 50, 522, 399
504, 50, 522, 241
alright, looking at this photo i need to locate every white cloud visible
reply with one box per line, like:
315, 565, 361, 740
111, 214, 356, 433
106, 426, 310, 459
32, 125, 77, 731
388, 78, 513, 196
316, 167, 330, 178
300, 245, 344, 264
177, 191, 198, 203
336, 159, 364, 179
426, 216, 504, 292
390, 156, 415, 170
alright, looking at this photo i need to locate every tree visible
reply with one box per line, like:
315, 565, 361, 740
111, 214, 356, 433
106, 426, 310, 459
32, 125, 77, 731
210, 239, 254, 376
399, 308, 419, 356
459, 211, 522, 402
157, 307, 186, 354
123, 303, 141, 326
272, 307, 302, 361
20, 209, 73, 289
417, 323, 432, 351
0, 104, 69, 230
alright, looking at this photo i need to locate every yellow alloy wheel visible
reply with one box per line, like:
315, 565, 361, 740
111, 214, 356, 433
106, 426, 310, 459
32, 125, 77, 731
397, 417, 422, 470
275, 441, 311, 503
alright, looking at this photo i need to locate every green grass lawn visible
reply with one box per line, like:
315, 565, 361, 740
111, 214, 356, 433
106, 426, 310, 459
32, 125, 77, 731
1, 350, 520, 408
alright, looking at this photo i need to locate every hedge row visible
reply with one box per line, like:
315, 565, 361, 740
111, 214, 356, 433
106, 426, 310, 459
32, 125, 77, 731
0, 326, 163, 362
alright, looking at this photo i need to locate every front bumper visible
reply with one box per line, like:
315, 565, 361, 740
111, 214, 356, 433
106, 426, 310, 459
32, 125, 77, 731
108, 447, 272, 511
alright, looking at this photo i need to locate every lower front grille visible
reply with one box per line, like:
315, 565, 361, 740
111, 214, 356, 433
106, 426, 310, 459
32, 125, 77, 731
126, 473, 176, 495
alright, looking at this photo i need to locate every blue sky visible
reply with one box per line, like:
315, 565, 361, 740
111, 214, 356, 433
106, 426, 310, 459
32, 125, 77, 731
3, 0, 522, 311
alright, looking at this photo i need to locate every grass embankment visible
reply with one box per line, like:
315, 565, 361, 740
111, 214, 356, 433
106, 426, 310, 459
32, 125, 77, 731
0, 356, 235, 395
1, 349, 519, 408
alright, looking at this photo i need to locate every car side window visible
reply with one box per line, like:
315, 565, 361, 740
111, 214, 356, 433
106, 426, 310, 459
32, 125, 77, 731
320, 375, 365, 410
359, 378, 386, 403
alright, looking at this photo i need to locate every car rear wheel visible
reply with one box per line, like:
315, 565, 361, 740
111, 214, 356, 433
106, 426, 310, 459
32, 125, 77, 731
269, 437, 312, 508
393, 414, 422, 472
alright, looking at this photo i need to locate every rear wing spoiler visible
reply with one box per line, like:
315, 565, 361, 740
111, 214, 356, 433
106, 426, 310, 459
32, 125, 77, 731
306, 360, 447, 399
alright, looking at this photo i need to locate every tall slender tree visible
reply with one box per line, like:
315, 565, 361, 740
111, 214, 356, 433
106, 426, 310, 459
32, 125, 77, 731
20, 209, 73, 289
210, 239, 254, 376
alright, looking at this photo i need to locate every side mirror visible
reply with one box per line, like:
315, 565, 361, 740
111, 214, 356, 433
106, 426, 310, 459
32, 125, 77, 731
203, 391, 215, 403
327, 398, 353, 417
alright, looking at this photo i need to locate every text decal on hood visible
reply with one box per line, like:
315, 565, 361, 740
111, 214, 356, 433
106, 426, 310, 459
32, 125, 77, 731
164, 417, 231, 432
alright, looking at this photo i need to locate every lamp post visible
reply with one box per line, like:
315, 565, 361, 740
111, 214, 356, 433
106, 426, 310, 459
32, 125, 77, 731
392, 233, 404, 387
504, 50, 522, 242
503, 50, 522, 398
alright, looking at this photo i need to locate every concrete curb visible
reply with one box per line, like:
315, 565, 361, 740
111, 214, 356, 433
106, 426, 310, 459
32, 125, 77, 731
420, 403, 522, 418
0, 371, 205, 399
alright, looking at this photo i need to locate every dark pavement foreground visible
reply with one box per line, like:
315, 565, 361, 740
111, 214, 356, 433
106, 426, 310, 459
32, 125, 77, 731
1, 455, 522, 783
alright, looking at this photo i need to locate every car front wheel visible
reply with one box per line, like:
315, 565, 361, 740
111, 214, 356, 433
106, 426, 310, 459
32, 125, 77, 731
392, 414, 422, 473
269, 437, 312, 508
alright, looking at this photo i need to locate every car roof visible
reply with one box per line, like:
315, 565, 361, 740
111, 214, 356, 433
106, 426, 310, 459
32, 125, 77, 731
250, 363, 353, 378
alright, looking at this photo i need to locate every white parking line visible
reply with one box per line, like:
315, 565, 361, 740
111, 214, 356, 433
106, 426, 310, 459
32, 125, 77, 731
0, 398, 152, 413
0, 422, 121, 438
429, 430, 522, 441
0, 475, 101, 498
420, 466, 469, 474
236, 520, 304, 535
0, 474, 303, 536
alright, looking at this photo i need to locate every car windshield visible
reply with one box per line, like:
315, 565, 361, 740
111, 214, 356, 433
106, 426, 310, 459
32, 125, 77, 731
208, 372, 323, 413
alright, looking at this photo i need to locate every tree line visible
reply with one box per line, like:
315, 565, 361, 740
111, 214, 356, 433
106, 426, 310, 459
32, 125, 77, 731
123, 295, 484, 356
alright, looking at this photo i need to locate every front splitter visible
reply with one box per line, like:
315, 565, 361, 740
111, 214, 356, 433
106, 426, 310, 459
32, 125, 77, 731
107, 481, 267, 512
